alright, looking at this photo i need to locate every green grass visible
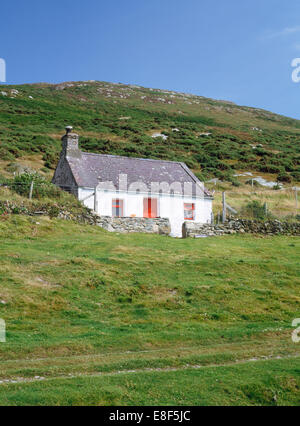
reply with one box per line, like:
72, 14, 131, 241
0, 216, 299, 405
0, 358, 299, 406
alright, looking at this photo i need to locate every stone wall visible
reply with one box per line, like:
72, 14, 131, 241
95, 216, 171, 235
182, 219, 300, 238
0, 200, 171, 235
3, 199, 298, 238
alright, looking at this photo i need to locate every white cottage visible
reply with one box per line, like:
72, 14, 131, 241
52, 127, 213, 237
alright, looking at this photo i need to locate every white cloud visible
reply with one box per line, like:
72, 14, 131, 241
263, 26, 300, 40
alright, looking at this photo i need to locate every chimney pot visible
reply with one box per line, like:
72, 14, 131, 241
61, 127, 80, 157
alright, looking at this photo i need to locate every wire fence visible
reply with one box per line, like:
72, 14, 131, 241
0, 180, 299, 220
0, 182, 75, 190
208, 187, 299, 220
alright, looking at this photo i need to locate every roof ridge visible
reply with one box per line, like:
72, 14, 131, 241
179, 162, 199, 184
178, 162, 212, 196
81, 151, 183, 165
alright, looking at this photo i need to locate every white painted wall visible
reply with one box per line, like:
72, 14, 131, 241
78, 187, 212, 237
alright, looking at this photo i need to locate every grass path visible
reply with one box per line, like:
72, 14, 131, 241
1, 352, 299, 386
1, 332, 299, 383
0, 357, 299, 406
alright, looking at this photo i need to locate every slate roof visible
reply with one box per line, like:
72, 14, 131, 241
67, 152, 212, 198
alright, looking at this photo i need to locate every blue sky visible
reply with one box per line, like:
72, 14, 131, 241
1, 0, 300, 118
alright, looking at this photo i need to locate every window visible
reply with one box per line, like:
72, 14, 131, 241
143, 198, 158, 218
184, 203, 195, 220
112, 199, 124, 217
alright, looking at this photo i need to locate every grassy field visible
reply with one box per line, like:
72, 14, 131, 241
0, 216, 299, 405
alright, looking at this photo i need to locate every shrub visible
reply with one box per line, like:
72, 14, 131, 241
258, 164, 282, 174
218, 170, 235, 181
48, 205, 60, 218
245, 179, 261, 187
42, 151, 59, 169
291, 171, 300, 182
241, 200, 272, 220
231, 179, 241, 187
272, 184, 281, 190
11, 172, 61, 199
277, 172, 292, 183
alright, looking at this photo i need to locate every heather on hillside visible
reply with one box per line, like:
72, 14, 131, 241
0, 81, 299, 183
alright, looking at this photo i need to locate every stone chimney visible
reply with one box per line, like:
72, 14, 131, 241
61, 126, 81, 157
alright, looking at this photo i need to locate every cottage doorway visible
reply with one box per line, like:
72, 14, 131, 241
143, 198, 158, 218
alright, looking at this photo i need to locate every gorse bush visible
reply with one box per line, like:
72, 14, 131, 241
241, 200, 272, 220
42, 150, 59, 169
11, 172, 61, 199
277, 172, 292, 183
0, 82, 299, 182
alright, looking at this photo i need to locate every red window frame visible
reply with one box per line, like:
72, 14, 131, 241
184, 203, 195, 220
112, 199, 124, 217
143, 198, 158, 218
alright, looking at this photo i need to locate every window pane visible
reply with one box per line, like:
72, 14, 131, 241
112, 199, 123, 217
184, 203, 195, 220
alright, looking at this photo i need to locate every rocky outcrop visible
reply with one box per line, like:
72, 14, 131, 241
182, 219, 300, 238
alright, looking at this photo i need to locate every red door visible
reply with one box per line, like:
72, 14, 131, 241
143, 198, 158, 218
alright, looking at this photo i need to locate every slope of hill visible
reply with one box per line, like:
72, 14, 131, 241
0, 216, 299, 405
0, 83, 299, 406
0, 81, 299, 185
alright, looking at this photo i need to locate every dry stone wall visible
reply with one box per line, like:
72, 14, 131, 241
95, 216, 171, 235
2, 200, 299, 238
182, 219, 300, 238
0, 200, 171, 235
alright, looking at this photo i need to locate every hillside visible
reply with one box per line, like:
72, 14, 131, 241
0, 216, 299, 405
0, 80, 299, 187
0, 82, 299, 405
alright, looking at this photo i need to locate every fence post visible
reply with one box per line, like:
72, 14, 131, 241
222, 192, 226, 223
29, 181, 34, 200
296, 188, 298, 213
0, 318, 5, 343
94, 187, 98, 213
